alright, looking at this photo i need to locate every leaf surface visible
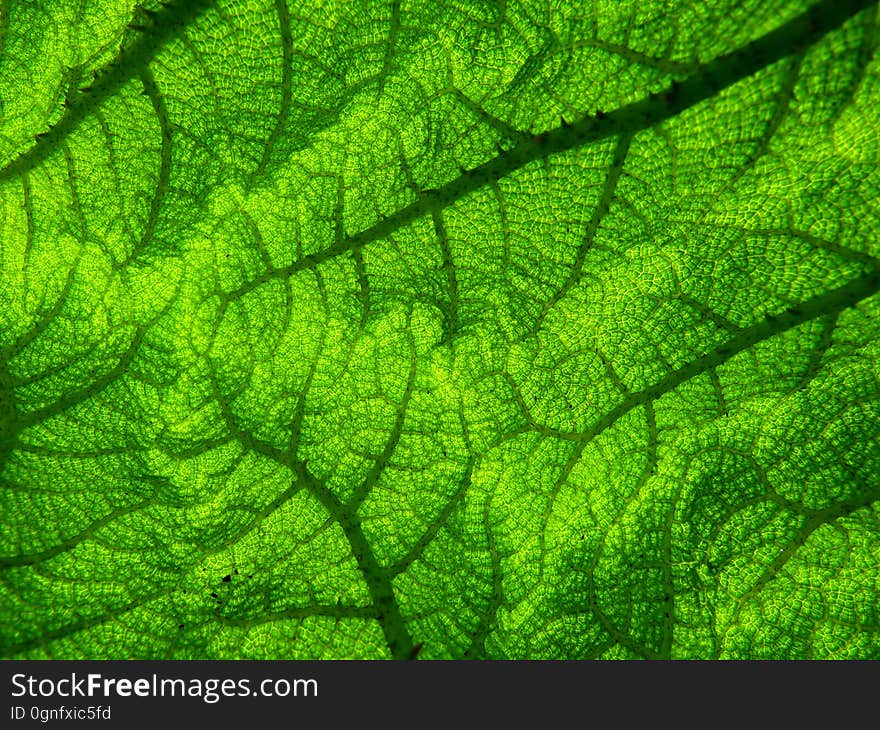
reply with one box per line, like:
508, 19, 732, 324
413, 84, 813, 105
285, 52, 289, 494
1, 0, 879, 659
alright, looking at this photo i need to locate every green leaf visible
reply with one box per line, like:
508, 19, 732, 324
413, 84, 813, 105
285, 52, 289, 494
1, 0, 879, 659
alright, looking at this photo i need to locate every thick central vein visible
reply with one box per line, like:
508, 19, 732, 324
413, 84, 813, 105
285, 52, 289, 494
0, 0, 216, 181
227, 0, 877, 301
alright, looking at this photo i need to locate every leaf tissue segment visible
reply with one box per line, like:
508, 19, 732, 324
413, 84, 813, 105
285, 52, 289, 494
0, 0, 879, 659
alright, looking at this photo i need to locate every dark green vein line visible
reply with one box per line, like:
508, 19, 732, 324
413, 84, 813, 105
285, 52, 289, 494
548, 269, 880, 446
719, 53, 804, 194
18, 328, 144, 427
249, 0, 293, 184
118, 68, 173, 269
3, 269, 76, 359
289, 352, 321, 457
464, 488, 504, 659
579, 545, 658, 660
294, 462, 415, 660
678, 293, 743, 334
716, 480, 880, 657
448, 88, 529, 143
0, 0, 216, 181
21, 172, 35, 271
794, 312, 840, 390
61, 144, 86, 238
210, 406, 416, 660
830, 2, 878, 124
0, 500, 153, 568
708, 367, 729, 417
0, 593, 373, 657
659, 433, 678, 660
347, 342, 416, 511
0, 1, 10, 61
94, 110, 139, 250
376, 0, 401, 97
0, 358, 17, 479
219, 604, 378, 626
227, 0, 876, 302
530, 132, 633, 335
529, 267, 880, 656
570, 37, 698, 75
385, 458, 473, 579
352, 249, 371, 326
0, 594, 170, 657
432, 209, 459, 344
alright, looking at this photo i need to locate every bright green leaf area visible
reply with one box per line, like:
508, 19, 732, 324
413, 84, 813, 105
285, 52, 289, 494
1, 0, 879, 660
